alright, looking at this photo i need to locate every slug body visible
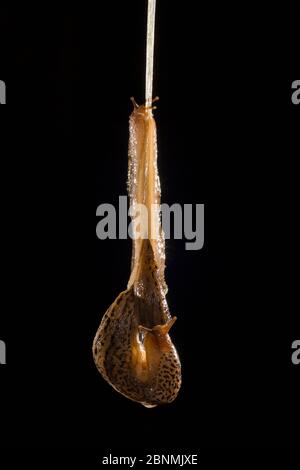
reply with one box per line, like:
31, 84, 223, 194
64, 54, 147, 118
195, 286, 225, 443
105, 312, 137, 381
93, 101, 182, 408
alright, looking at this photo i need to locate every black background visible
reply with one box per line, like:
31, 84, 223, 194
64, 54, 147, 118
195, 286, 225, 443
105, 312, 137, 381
0, 1, 299, 458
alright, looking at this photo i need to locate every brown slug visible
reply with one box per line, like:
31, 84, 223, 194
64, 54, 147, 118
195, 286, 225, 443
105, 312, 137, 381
93, 99, 182, 408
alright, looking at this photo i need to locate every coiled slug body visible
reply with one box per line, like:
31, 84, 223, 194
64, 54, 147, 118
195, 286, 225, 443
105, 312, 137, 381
93, 101, 182, 407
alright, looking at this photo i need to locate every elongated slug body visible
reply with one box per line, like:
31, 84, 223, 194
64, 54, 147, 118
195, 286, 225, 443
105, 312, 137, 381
93, 100, 182, 408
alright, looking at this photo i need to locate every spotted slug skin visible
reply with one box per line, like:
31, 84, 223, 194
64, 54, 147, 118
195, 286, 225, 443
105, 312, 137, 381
93, 101, 182, 408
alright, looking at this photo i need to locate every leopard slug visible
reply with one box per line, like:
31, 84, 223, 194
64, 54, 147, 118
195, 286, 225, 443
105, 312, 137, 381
93, 99, 182, 408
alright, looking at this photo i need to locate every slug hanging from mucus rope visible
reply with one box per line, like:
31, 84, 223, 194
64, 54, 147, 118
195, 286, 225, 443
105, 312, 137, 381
93, 0, 182, 408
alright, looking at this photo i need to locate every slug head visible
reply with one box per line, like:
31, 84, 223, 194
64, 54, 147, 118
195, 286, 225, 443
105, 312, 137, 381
132, 317, 178, 382
93, 287, 181, 408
